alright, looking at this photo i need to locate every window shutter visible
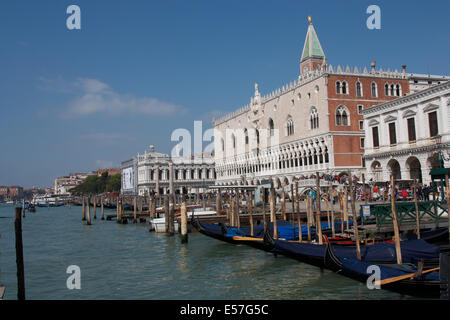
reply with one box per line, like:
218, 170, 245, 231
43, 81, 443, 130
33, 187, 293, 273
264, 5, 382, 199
372, 126, 379, 147
389, 122, 397, 145
407, 118, 416, 142
428, 111, 438, 137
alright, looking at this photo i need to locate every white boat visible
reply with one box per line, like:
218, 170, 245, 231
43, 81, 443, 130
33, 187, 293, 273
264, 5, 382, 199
150, 209, 217, 233
32, 194, 65, 207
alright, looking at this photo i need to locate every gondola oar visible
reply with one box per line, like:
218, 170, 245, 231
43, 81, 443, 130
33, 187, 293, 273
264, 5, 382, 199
374, 267, 440, 286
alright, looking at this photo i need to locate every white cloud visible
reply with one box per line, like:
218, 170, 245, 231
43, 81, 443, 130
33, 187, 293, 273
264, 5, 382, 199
47, 77, 187, 117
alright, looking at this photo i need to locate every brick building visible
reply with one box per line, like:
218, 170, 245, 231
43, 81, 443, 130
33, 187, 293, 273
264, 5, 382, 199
213, 17, 449, 188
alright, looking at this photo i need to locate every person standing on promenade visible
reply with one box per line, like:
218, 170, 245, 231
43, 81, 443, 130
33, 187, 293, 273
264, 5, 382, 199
401, 188, 408, 201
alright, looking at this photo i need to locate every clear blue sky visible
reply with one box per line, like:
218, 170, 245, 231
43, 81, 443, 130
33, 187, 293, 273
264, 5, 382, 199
1, 0, 449, 188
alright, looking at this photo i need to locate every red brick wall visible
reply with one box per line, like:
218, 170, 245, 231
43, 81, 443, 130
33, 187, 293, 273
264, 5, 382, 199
332, 135, 364, 167
327, 74, 410, 132
327, 74, 409, 168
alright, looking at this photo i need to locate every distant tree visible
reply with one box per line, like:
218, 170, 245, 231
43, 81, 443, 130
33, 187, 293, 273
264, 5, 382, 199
107, 174, 121, 192
70, 173, 121, 195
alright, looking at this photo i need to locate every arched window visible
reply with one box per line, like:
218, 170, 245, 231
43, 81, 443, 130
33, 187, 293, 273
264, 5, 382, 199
221, 138, 224, 152
385, 83, 389, 96
356, 81, 362, 97
342, 81, 348, 94
256, 129, 260, 144
396, 84, 401, 96
336, 105, 349, 126
286, 115, 294, 136
231, 134, 236, 149
268, 118, 274, 136
390, 84, 395, 96
310, 107, 319, 129
371, 82, 378, 97
336, 81, 341, 94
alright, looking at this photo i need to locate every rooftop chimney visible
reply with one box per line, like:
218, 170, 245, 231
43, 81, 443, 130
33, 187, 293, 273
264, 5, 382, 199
371, 61, 376, 74
402, 65, 406, 74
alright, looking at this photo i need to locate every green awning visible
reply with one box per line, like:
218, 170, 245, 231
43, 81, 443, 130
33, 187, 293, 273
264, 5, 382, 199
430, 168, 450, 179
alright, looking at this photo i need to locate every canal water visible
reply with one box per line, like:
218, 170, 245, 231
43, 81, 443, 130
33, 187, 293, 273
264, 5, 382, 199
0, 203, 436, 300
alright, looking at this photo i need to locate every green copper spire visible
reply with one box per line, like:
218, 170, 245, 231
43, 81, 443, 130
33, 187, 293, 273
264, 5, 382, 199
300, 17, 325, 62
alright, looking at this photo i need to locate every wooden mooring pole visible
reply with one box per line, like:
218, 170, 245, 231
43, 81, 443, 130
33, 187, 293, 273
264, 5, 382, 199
348, 171, 361, 261
315, 173, 323, 244
101, 197, 105, 220
133, 196, 137, 224
445, 174, 450, 235
390, 175, 403, 265
270, 186, 277, 239
86, 196, 91, 225
248, 190, 254, 236
164, 195, 169, 233
82, 196, 86, 221
15, 207, 25, 300
180, 200, 188, 243
281, 186, 286, 221
306, 196, 311, 241
93, 196, 97, 220
413, 179, 421, 239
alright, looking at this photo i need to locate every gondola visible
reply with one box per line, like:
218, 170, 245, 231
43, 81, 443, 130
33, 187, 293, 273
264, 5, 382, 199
263, 231, 442, 269
401, 227, 449, 243
321, 227, 449, 246
324, 243, 443, 298
191, 218, 272, 251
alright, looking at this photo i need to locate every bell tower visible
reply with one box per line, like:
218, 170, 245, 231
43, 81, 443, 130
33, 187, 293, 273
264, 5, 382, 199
300, 16, 326, 75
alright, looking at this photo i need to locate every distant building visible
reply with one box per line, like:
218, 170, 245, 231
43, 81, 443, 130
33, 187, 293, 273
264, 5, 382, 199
0, 185, 24, 200
121, 145, 216, 196
96, 168, 120, 177
363, 81, 450, 185
54, 172, 96, 195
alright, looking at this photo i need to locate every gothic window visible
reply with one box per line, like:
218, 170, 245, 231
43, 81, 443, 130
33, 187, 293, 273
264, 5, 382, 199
336, 81, 341, 94
286, 116, 294, 136
244, 128, 248, 144
390, 84, 395, 96
342, 81, 348, 94
335, 105, 349, 126
385, 83, 389, 96
372, 82, 378, 97
396, 84, 401, 96
356, 81, 362, 97
221, 138, 224, 152
268, 118, 274, 136
231, 134, 236, 149
310, 107, 319, 129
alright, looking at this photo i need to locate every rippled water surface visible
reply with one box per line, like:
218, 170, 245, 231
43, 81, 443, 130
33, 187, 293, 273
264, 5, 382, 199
0, 204, 434, 300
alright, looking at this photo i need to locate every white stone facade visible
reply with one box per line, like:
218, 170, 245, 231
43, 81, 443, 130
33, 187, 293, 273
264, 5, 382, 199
124, 145, 216, 195
363, 81, 450, 185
